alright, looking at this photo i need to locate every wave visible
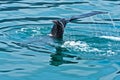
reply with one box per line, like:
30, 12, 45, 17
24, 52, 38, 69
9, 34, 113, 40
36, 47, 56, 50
100, 36, 120, 41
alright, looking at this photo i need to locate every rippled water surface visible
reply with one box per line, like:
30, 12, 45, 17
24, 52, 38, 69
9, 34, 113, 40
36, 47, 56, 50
0, 0, 120, 80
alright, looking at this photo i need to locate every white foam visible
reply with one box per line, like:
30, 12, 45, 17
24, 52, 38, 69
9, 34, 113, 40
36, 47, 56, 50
100, 36, 120, 41
62, 41, 101, 52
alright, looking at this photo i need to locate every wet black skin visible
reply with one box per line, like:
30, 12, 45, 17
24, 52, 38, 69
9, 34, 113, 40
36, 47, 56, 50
50, 18, 67, 39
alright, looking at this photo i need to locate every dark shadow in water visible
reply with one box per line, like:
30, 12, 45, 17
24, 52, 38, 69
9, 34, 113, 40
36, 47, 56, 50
0, 68, 24, 73
0, 70, 12, 73
20, 53, 35, 57
16, 1, 88, 7
0, 34, 4, 36
116, 71, 120, 74
50, 46, 78, 66
11, 38, 78, 66
27, 2, 88, 6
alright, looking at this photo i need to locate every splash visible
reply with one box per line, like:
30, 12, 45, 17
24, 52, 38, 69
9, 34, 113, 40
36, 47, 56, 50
61, 41, 118, 58
61, 41, 101, 52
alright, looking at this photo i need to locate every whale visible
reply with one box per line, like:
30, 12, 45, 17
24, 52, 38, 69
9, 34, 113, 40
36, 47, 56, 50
50, 11, 108, 39
12, 11, 108, 51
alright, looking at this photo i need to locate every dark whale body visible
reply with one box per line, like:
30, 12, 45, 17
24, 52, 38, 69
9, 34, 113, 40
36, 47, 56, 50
50, 11, 108, 39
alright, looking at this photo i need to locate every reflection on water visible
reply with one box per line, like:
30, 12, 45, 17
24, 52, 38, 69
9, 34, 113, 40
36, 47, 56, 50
0, 0, 120, 80
50, 47, 78, 66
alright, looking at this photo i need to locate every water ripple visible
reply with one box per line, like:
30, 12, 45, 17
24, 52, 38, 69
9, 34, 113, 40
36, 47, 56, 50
0, 1, 89, 11
0, 41, 22, 49
0, 0, 120, 79
11, 42, 53, 54
0, 0, 23, 4
0, 17, 60, 23
19, 1, 89, 6
0, 68, 24, 73
0, 48, 15, 52
0, 6, 43, 11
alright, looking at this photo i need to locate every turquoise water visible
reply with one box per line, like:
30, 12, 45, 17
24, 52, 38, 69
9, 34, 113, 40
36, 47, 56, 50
0, 0, 120, 80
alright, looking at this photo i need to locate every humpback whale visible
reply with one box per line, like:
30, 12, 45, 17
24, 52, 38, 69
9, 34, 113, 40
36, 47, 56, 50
50, 11, 108, 39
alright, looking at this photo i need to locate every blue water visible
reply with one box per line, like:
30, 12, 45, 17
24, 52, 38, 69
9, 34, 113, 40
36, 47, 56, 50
0, 0, 120, 80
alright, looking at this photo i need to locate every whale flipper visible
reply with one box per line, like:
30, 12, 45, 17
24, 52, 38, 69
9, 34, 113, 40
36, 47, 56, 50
50, 11, 108, 39
68, 11, 108, 22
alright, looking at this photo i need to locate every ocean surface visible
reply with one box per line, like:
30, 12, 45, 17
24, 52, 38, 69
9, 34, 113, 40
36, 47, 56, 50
0, 0, 120, 80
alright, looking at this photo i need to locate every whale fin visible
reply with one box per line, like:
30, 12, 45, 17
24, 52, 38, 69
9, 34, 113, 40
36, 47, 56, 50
68, 11, 108, 22
50, 11, 108, 39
